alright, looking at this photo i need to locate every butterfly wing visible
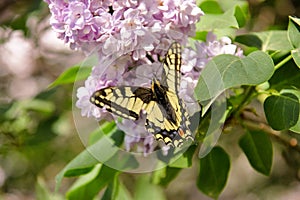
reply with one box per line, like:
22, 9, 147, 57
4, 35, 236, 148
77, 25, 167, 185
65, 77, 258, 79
160, 42, 182, 94
90, 42, 193, 148
153, 43, 193, 146
145, 87, 193, 147
90, 86, 153, 120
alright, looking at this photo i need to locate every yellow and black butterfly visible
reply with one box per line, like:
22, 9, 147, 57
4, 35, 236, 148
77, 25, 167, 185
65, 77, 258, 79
90, 42, 193, 147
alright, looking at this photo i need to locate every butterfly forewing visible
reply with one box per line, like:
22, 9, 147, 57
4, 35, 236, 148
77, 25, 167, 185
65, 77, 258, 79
90, 86, 153, 120
161, 42, 182, 94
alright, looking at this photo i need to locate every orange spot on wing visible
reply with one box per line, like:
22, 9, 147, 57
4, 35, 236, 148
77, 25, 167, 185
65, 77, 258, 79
178, 128, 185, 138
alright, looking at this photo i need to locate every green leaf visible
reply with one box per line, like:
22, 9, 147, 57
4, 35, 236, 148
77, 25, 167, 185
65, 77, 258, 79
151, 146, 196, 187
264, 93, 299, 130
196, 8, 239, 31
197, 146, 230, 199
199, 1, 223, 14
55, 148, 99, 191
269, 60, 300, 90
89, 122, 117, 145
168, 145, 196, 168
48, 66, 92, 88
288, 16, 300, 49
135, 176, 166, 200
66, 165, 119, 200
55, 127, 121, 191
255, 31, 293, 51
198, 99, 228, 158
281, 89, 300, 134
152, 167, 181, 187
218, 0, 249, 12
237, 31, 293, 52
235, 34, 262, 50
219, 0, 249, 28
102, 176, 132, 200
36, 177, 61, 200
233, 5, 248, 27
22, 99, 55, 115
239, 130, 273, 175
194, 51, 274, 102
292, 48, 300, 68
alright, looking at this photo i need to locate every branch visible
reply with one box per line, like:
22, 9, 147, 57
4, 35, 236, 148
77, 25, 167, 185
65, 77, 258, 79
242, 117, 300, 153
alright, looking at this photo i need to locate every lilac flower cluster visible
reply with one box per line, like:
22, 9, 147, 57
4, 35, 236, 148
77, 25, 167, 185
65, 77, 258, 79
45, 0, 243, 155
76, 32, 243, 155
45, 0, 203, 60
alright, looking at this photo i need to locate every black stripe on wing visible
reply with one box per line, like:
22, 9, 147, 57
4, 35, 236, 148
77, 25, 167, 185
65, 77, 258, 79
90, 86, 153, 120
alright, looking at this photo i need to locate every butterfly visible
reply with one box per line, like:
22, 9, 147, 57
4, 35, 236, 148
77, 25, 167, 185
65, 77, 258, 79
90, 42, 193, 147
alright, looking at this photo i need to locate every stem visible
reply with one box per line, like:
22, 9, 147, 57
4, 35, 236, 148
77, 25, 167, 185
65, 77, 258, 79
231, 86, 256, 119
242, 119, 300, 153
274, 54, 293, 70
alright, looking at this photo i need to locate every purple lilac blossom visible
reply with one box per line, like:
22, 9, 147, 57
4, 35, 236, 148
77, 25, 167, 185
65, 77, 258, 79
117, 116, 156, 156
45, 0, 203, 59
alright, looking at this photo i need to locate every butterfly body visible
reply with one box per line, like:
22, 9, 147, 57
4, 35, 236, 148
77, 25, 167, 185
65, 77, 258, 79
90, 43, 193, 147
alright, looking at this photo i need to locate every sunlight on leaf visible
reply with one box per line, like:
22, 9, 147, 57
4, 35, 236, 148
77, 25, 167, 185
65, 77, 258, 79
196, 8, 239, 31
194, 51, 274, 102
236, 31, 293, 52
288, 16, 300, 49
292, 49, 300, 68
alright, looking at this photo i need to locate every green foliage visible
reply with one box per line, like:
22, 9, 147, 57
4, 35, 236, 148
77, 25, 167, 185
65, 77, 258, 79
269, 60, 300, 90
2, 1, 300, 199
288, 16, 300, 67
288, 17, 300, 49
152, 167, 182, 187
194, 51, 274, 102
134, 176, 166, 200
239, 130, 273, 175
197, 146, 230, 199
236, 31, 293, 52
50, 5, 300, 199
264, 93, 299, 130
168, 145, 196, 168
102, 176, 132, 200
284, 89, 300, 133
197, 0, 249, 39
196, 8, 239, 32
66, 165, 119, 200
292, 49, 300, 67
55, 123, 124, 190
49, 65, 92, 88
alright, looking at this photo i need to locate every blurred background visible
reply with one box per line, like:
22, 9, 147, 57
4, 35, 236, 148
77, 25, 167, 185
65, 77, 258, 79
0, 0, 300, 199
